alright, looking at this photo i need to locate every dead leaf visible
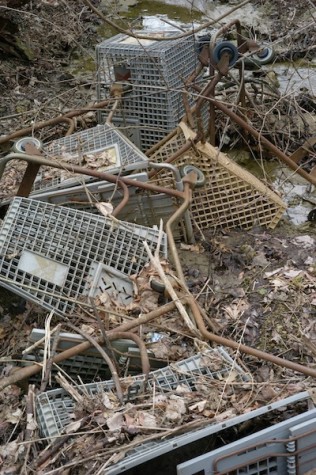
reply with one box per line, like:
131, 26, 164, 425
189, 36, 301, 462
107, 412, 124, 431
283, 269, 302, 278
65, 420, 82, 434
165, 396, 186, 421
264, 268, 283, 278
138, 411, 157, 428
189, 400, 207, 412
6, 408, 22, 424
180, 243, 204, 253
102, 394, 114, 410
95, 202, 114, 217
26, 413, 38, 431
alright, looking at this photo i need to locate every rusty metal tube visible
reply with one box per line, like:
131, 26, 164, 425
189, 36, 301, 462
108, 331, 150, 381
166, 175, 195, 284
111, 179, 130, 217
0, 301, 180, 390
0, 153, 185, 199
206, 96, 316, 185
0, 98, 114, 145
183, 293, 316, 379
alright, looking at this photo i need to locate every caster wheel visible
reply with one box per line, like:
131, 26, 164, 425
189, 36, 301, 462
213, 41, 239, 67
12, 137, 43, 153
180, 164, 206, 188
254, 46, 275, 65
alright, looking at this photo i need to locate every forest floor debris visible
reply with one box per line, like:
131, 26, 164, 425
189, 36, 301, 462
0, 0, 316, 473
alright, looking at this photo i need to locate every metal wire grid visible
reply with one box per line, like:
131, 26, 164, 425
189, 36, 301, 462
30, 174, 183, 240
22, 330, 153, 386
24, 353, 113, 384
189, 173, 286, 230
96, 33, 199, 150
33, 124, 148, 192
0, 197, 167, 315
36, 348, 247, 439
148, 126, 286, 230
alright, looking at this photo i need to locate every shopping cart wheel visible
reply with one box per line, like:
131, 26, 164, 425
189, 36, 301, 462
12, 137, 43, 153
212, 41, 239, 67
253, 46, 275, 65
180, 165, 206, 188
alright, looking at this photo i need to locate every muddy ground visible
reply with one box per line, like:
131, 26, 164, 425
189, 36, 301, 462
0, 0, 316, 473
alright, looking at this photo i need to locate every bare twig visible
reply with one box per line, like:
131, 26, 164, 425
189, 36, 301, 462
40, 324, 62, 393
64, 322, 124, 403
0, 301, 179, 390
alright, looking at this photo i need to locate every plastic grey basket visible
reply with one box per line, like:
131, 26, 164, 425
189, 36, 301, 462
33, 124, 148, 192
104, 391, 312, 475
177, 406, 316, 475
36, 347, 248, 440
0, 197, 167, 315
22, 329, 161, 385
96, 32, 199, 150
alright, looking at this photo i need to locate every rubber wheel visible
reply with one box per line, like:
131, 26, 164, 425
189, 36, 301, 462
12, 137, 43, 153
254, 46, 275, 65
212, 41, 239, 67
180, 165, 206, 188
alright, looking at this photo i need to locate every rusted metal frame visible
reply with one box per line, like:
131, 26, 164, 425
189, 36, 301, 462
0, 300, 180, 390
147, 140, 193, 180
111, 179, 129, 217
17, 143, 43, 197
0, 98, 114, 146
205, 97, 316, 185
149, 161, 194, 243
166, 175, 195, 283
182, 62, 206, 130
207, 20, 245, 144
108, 331, 150, 384
289, 136, 316, 175
213, 427, 316, 473
0, 153, 186, 199
180, 293, 316, 378
192, 72, 225, 145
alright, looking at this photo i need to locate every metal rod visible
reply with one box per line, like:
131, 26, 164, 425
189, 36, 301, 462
208, 97, 316, 185
183, 293, 316, 379
166, 174, 196, 284
0, 153, 185, 199
0, 300, 180, 390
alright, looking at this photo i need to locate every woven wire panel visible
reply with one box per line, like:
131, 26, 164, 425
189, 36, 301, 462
96, 33, 199, 150
36, 347, 247, 439
0, 197, 167, 315
148, 125, 286, 230
30, 174, 182, 240
33, 124, 148, 192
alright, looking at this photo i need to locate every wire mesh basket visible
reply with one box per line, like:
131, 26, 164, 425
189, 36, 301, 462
36, 347, 248, 439
32, 124, 148, 193
148, 122, 286, 230
30, 172, 183, 240
96, 32, 199, 151
22, 329, 161, 385
0, 197, 167, 315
